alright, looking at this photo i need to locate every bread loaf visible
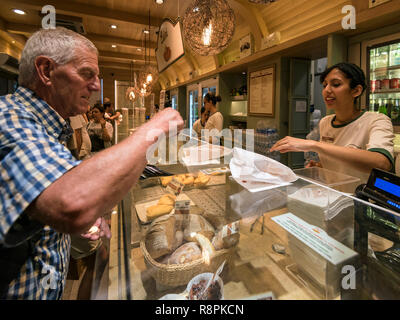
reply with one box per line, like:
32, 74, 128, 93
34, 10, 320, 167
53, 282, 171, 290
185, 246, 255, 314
145, 215, 176, 259
146, 204, 173, 221
167, 242, 202, 264
183, 214, 215, 242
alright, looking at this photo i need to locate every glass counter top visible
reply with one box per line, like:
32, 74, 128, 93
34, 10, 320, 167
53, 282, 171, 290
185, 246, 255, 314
106, 133, 400, 301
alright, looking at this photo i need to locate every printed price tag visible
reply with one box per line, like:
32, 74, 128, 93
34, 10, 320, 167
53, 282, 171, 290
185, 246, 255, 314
165, 177, 185, 196
175, 200, 191, 214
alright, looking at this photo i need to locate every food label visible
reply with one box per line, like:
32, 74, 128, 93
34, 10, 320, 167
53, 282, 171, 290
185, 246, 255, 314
222, 221, 240, 238
166, 177, 185, 196
200, 167, 230, 175
272, 213, 357, 265
175, 200, 190, 214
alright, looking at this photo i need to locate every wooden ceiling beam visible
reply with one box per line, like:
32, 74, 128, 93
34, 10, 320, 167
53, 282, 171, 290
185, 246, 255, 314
99, 50, 156, 62
85, 33, 156, 50
99, 61, 142, 71
5, 22, 157, 52
3, 0, 161, 28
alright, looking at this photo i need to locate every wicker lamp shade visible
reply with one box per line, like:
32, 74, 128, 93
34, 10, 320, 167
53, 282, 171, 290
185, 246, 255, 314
248, 0, 276, 3
135, 64, 159, 96
183, 0, 235, 56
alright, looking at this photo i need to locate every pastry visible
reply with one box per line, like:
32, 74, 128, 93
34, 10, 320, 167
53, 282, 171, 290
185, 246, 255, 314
146, 204, 174, 220
157, 193, 176, 206
160, 176, 173, 187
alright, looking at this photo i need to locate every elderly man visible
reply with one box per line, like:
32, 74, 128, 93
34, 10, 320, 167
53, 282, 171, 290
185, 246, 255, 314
0, 27, 183, 299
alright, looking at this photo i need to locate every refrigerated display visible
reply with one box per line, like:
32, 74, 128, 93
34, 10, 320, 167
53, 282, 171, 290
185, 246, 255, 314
368, 41, 400, 125
188, 88, 199, 131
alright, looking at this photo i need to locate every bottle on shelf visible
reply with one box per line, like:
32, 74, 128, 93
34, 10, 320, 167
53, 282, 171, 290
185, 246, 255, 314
374, 98, 380, 112
387, 97, 393, 118
370, 98, 375, 112
378, 98, 387, 115
391, 99, 399, 120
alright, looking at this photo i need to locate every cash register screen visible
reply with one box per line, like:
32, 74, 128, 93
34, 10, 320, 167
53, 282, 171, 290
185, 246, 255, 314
374, 178, 400, 198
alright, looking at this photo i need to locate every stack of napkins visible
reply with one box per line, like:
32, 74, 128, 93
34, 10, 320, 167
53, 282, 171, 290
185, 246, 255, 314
230, 147, 297, 192
286, 185, 355, 298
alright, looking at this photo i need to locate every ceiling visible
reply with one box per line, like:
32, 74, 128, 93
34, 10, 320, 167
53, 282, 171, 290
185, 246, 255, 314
1, 0, 399, 90
0, 0, 251, 81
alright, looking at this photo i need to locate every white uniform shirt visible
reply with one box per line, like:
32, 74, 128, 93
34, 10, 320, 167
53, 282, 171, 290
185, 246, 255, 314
69, 114, 92, 159
318, 111, 394, 184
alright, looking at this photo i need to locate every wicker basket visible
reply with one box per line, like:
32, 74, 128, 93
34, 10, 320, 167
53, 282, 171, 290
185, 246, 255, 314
140, 241, 233, 287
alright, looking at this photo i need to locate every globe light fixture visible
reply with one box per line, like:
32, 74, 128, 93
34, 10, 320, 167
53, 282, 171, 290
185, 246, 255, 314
183, 0, 235, 56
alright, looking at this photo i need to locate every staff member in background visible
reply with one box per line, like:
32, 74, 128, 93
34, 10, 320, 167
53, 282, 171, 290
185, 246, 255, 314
271, 62, 394, 184
70, 110, 92, 160
87, 104, 113, 153
203, 92, 223, 144
192, 106, 209, 138
0, 27, 183, 299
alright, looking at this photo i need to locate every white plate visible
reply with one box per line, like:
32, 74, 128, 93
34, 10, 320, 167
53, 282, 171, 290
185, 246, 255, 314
135, 193, 195, 224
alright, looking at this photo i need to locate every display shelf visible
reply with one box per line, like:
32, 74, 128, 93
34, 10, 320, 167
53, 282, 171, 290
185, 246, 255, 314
370, 65, 400, 73
230, 115, 247, 122
230, 95, 247, 101
370, 89, 400, 94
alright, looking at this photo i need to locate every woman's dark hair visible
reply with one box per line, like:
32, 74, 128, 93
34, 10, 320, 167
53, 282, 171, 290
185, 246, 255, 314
200, 106, 206, 115
92, 103, 105, 114
320, 62, 367, 105
204, 92, 222, 106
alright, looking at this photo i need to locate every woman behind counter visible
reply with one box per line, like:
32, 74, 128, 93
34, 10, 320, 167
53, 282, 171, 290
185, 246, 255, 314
203, 92, 223, 144
193, 106, 209, 138
271, 62, 394, 183
87, 104, 113, 154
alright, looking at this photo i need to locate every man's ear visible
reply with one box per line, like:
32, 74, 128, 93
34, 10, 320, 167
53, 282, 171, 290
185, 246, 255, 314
34, 56, 54, 87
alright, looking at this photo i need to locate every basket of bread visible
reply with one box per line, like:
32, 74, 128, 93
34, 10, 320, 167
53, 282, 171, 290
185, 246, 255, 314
140, 209, 239, 287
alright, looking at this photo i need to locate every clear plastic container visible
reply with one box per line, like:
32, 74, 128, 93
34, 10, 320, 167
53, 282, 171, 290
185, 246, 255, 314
293, 167, 361, 194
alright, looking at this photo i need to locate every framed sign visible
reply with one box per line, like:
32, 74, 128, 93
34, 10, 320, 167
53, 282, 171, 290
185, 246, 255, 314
248, 65, 275, 117
156, 18, 185, 73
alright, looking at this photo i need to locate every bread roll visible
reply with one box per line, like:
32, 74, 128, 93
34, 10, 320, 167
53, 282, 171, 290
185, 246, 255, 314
194, 175, 210, 187
183, 176, 194, 185
161, 176, 173, 187
146, 204, 173, 220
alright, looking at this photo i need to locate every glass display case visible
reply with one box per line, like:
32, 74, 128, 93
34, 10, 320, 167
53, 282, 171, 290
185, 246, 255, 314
368, 41, 400, 125
101, 135, 400, 301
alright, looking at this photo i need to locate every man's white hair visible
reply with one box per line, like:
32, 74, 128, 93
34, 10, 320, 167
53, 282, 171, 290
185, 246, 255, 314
18, 27, 98, 88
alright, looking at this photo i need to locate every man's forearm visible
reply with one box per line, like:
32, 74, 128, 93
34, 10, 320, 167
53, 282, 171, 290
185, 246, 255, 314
28, 125, 156, 234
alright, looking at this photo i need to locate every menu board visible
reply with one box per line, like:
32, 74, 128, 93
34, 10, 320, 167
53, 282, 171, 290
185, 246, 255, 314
249, 66, 275, 116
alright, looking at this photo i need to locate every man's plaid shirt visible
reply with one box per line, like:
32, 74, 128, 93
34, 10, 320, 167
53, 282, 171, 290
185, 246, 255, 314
0, 87, 80, 299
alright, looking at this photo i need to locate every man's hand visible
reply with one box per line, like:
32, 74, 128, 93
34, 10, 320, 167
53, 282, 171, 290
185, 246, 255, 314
81, 217, 111, 241
139, 108, 184, 143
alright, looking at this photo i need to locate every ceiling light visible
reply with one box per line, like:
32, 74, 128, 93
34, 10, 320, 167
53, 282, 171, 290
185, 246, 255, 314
12, 9, 26, 15
155, 0, 164, 4
143, 29, 150, 34
12, 41, 16, 44
137, 48, 142, 51
111, 44, 117, 48
110, 24, 117, 29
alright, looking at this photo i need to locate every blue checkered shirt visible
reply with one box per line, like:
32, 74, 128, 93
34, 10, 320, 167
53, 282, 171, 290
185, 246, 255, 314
0, 87, 81, 299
